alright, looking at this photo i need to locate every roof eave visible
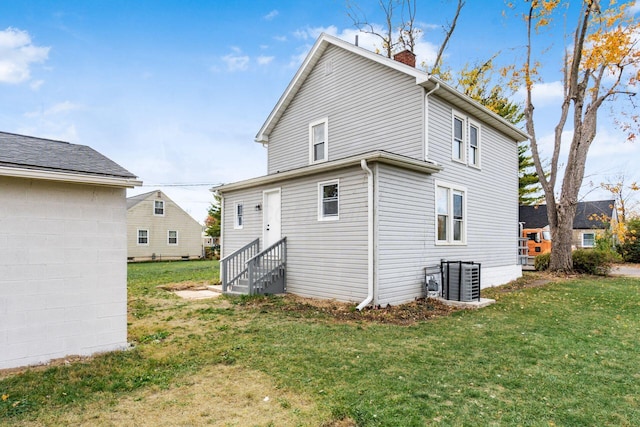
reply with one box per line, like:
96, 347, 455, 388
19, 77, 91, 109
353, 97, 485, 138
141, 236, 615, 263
213, 151, 442, 193
0, 166, 143, 188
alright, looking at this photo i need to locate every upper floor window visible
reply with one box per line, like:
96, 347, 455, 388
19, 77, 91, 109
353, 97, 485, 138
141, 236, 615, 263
154, 200, 165, 216
436, 182, 466, 245
452, 115, 465, 162
452, 111, 481, 168
234, 202, 244, 229
168, 230, 178, 245
309, 118, 328, 164
318, 180, 339, 221
137, 229, 149, 245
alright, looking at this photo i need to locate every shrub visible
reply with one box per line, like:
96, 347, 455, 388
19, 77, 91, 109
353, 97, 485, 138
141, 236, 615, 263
618, 218, 640, 263
534, 253, 550, 271
534, 249, 615, 275
572, 249, 615, 275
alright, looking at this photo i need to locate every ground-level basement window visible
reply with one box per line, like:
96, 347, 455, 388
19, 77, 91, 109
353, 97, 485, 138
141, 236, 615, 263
168, 230, 178, 245
138, 229, 149, 245
318, 180, 339, 221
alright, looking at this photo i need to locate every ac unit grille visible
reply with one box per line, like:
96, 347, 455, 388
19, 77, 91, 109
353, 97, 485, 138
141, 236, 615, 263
441, 261, 481, 302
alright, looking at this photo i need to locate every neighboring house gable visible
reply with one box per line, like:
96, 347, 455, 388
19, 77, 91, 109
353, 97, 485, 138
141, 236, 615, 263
216, 34, 529, 307
126, 190, 203, 261
0, 131, 141, 369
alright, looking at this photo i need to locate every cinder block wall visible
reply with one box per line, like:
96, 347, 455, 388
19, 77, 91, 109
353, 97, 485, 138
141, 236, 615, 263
0, 177, 128, 369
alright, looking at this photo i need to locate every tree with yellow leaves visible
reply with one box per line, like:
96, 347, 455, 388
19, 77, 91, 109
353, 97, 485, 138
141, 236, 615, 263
513, 0, 640, 272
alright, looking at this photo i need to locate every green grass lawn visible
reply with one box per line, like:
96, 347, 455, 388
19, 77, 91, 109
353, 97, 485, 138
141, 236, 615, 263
2, 261, 640, 426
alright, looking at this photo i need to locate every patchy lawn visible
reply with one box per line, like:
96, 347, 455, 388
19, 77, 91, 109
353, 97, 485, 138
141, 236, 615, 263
2, 261, 640, 426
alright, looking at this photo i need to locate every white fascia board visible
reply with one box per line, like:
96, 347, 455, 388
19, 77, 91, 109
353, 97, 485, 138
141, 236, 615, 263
419, 76, 530, 142
213, 151, 442, 193
0, 166, 143, 188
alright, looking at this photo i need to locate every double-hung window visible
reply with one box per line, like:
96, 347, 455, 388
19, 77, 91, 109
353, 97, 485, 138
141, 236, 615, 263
154, 200, 165, 216
468, 121, 480, 167
137, 229, 149, 245
452, 115, 465, 163
582, 232, 595, 248
234, 202, 244, 229
318, 180, 339, 221
309, 118, 328, 164
452, 111, 481, 168
436, 182, 466, 244
168, 230, 178, 245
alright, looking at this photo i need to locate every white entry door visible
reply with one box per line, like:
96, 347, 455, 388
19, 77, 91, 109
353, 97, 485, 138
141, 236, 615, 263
263, 188, 281, 248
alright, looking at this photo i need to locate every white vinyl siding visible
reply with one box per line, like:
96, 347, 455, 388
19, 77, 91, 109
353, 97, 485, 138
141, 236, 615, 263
234, 202, 244, 229
221, 167, 368, 303
267, 45, 424, 174
318, 180, 339, 220
137, 229, 149, 245
168, 230, 178, 245
154, 200, 164, 216
309, 118, 328, 163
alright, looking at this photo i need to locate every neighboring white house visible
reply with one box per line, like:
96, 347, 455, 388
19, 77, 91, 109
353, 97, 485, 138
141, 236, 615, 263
0, 131, 141, 370
126, 190, 203, 261
215, 33, 529, 307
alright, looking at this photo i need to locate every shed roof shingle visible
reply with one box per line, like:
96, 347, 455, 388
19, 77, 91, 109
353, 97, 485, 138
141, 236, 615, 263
0, 131, 136, 179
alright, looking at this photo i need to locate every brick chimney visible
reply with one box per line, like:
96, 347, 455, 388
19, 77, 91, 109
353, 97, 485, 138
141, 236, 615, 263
393, 49, 416, 67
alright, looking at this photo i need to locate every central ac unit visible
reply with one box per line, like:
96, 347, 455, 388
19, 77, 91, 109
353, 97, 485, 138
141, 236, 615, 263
442, 261, 481, 302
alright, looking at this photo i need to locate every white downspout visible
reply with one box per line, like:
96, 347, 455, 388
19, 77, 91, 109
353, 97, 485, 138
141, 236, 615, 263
357, 159, 374, 311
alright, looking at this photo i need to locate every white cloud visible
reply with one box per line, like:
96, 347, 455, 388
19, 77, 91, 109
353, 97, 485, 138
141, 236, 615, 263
273, 35, 287, 42
514, 81, 564, 106
0, 27, 50, 84
263, 10, 279, 21
222, 52, 250, 71
257, 55, 274, 65
24, 101, 82, 118
629, 1, 640, 15
30, 79, 43, 90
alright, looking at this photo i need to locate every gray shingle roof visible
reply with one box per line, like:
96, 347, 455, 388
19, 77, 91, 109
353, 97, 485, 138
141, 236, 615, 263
126, 190, 158, 209
0, 131, 137, 179
519, 200, 616, 229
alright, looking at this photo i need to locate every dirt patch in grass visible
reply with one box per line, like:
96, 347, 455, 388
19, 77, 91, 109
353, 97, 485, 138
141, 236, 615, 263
14, 365, 327, 427
157, 281, 211, 291
234, 294, 460, 325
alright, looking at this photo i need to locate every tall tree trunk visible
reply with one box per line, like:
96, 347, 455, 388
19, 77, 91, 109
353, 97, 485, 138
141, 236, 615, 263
550, 202, 577, 272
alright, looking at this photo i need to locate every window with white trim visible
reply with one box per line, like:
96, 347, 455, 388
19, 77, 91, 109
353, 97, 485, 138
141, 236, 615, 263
154, 200, 165, 216
582, 232, 595, 248
452, 115, 465, 162
468, 121, 480, 167
436, 182, 466, 244
137, 229, 149, 245
234, 202, 244, 229
309, 118, 328, 164
318, 180, 339, 221
452, 111, 481, 167
168, 230, 178, 245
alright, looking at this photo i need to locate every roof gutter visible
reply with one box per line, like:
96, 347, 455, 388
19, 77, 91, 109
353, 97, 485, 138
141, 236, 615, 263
356, 159, 374, 311
0, 166, 142, 188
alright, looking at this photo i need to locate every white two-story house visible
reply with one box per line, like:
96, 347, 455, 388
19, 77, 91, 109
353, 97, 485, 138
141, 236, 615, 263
214, 33, 529, 307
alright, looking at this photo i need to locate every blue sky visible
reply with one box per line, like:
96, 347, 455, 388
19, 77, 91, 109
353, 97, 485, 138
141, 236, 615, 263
1, 1, 638, 222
